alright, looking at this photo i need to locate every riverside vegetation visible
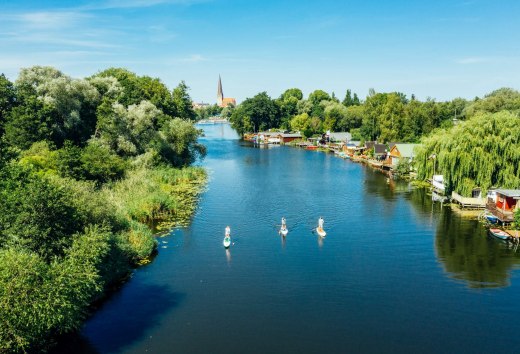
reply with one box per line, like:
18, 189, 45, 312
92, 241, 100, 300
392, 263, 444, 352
228, 87, 520, 224
0, 67, 206, 352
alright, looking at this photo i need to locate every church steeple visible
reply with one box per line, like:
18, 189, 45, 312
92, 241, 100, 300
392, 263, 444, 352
217, 75, 224, 106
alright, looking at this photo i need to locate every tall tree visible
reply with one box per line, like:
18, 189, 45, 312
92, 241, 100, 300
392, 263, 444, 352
172, 81, 196, 121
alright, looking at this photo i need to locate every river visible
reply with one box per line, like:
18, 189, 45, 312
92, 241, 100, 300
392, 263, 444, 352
55, 123, 520, 353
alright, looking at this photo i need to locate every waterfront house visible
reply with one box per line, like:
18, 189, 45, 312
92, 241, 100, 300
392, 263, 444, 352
364, 141, 376, 153
327, 132, 352, 144
388, 143, 420, 166
277, 132, 302, 144
373, 143, 387, 160
486, 189, 520, 224
342, 141, 362, 155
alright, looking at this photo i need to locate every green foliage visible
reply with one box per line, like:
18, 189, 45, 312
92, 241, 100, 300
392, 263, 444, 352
159, 118, 206, 166
394, 158, 412, 175
195, 104, 223, 120
342, 89, 361, 107
108, 166, 207, 228
0, 226, 111, 352
230, 92, 280, 135
0, 74, 15, 136
323, 102, 348, 132
307, 89, 331, 119
4, 95, 56, 149
290, 113, 311, 136
465, 88, 520, 118
172, 81, 197, 121
0, 165, 84, 262
514, 209, 520, 230
0, 65, 208, 352
81, 139, 128, 183
415, 111, 520, 196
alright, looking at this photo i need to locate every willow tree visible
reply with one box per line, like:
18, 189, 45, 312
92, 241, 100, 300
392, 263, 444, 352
415, 111, 520, 196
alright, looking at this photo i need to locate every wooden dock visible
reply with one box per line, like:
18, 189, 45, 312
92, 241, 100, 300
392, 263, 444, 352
451, 191, 486, 209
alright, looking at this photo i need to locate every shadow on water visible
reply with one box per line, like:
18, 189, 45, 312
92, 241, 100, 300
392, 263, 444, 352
51, 283, 184, 354
434, 209, 520, 288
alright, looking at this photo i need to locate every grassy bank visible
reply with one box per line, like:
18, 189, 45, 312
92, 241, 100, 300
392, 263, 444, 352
0, 163, 206, 352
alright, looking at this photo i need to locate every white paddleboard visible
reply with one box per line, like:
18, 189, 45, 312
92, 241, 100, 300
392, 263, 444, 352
223, 236, 231, 248
316, 227, 327, 237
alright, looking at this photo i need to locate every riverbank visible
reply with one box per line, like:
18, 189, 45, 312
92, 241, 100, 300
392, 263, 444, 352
0, 165, 207, 352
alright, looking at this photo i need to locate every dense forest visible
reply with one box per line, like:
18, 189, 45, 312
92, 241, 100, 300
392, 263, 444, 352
229, 87, 520, 204
0, 67, 207, 352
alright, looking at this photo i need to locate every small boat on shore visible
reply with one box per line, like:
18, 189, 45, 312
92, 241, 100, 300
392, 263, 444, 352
489, 228, 511, 241
306, 145, 318, 150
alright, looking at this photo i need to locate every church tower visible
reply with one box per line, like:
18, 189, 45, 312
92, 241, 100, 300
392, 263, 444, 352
217, 75, 224, 106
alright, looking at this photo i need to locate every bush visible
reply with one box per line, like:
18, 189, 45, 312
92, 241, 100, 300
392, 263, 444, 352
0, 165, 84, 262
0, 226, 110, 352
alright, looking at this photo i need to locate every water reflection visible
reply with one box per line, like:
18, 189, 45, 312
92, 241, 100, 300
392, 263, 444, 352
225, 248, 231, 265
365, 171, 520, 289
435, 210, 520, 288
317, 235, 324, 248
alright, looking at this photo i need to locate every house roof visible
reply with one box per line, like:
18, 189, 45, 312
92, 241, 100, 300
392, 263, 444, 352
392, 144, 420, 158
495, 189, 520, 198
279, 133, 302, 138
374, 143, 387, 154
387, 142, 400, 151
346, 140, 361, 147
365, 141, 375, 149
328, 132, 352, 142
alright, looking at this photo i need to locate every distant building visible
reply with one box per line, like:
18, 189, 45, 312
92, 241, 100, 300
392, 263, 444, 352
192, 102, 210, 109
217, 75, 236, 107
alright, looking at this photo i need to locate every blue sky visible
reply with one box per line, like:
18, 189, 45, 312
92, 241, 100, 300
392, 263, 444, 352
1, 0, 519, 103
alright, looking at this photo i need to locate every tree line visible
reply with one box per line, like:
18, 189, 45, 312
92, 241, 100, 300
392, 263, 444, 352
228, 87, 479, 142
0, 67, 206, 352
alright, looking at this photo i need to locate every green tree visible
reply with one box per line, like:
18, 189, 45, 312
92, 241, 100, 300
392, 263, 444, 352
415, 111, 520, 196
0, 74, 15, 136
0, 165, 85, 261
323, 102, 348, 132
342, 89, 353, 107
308, 89, 331, 119
172, 81, 196, 121
230, 92, 280, 135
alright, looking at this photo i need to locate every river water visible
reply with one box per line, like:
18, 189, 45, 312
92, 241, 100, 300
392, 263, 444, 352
56, 123, 520, 353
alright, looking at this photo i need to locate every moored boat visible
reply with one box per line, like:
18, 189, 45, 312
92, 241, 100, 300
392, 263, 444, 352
489, 228, 511, 241
280, 228, 288, 236
485, 214, 499, 224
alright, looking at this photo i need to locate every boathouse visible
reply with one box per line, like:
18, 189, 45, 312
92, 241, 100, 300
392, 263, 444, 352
486, 189, 520, 223
277, 132, 302, 143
